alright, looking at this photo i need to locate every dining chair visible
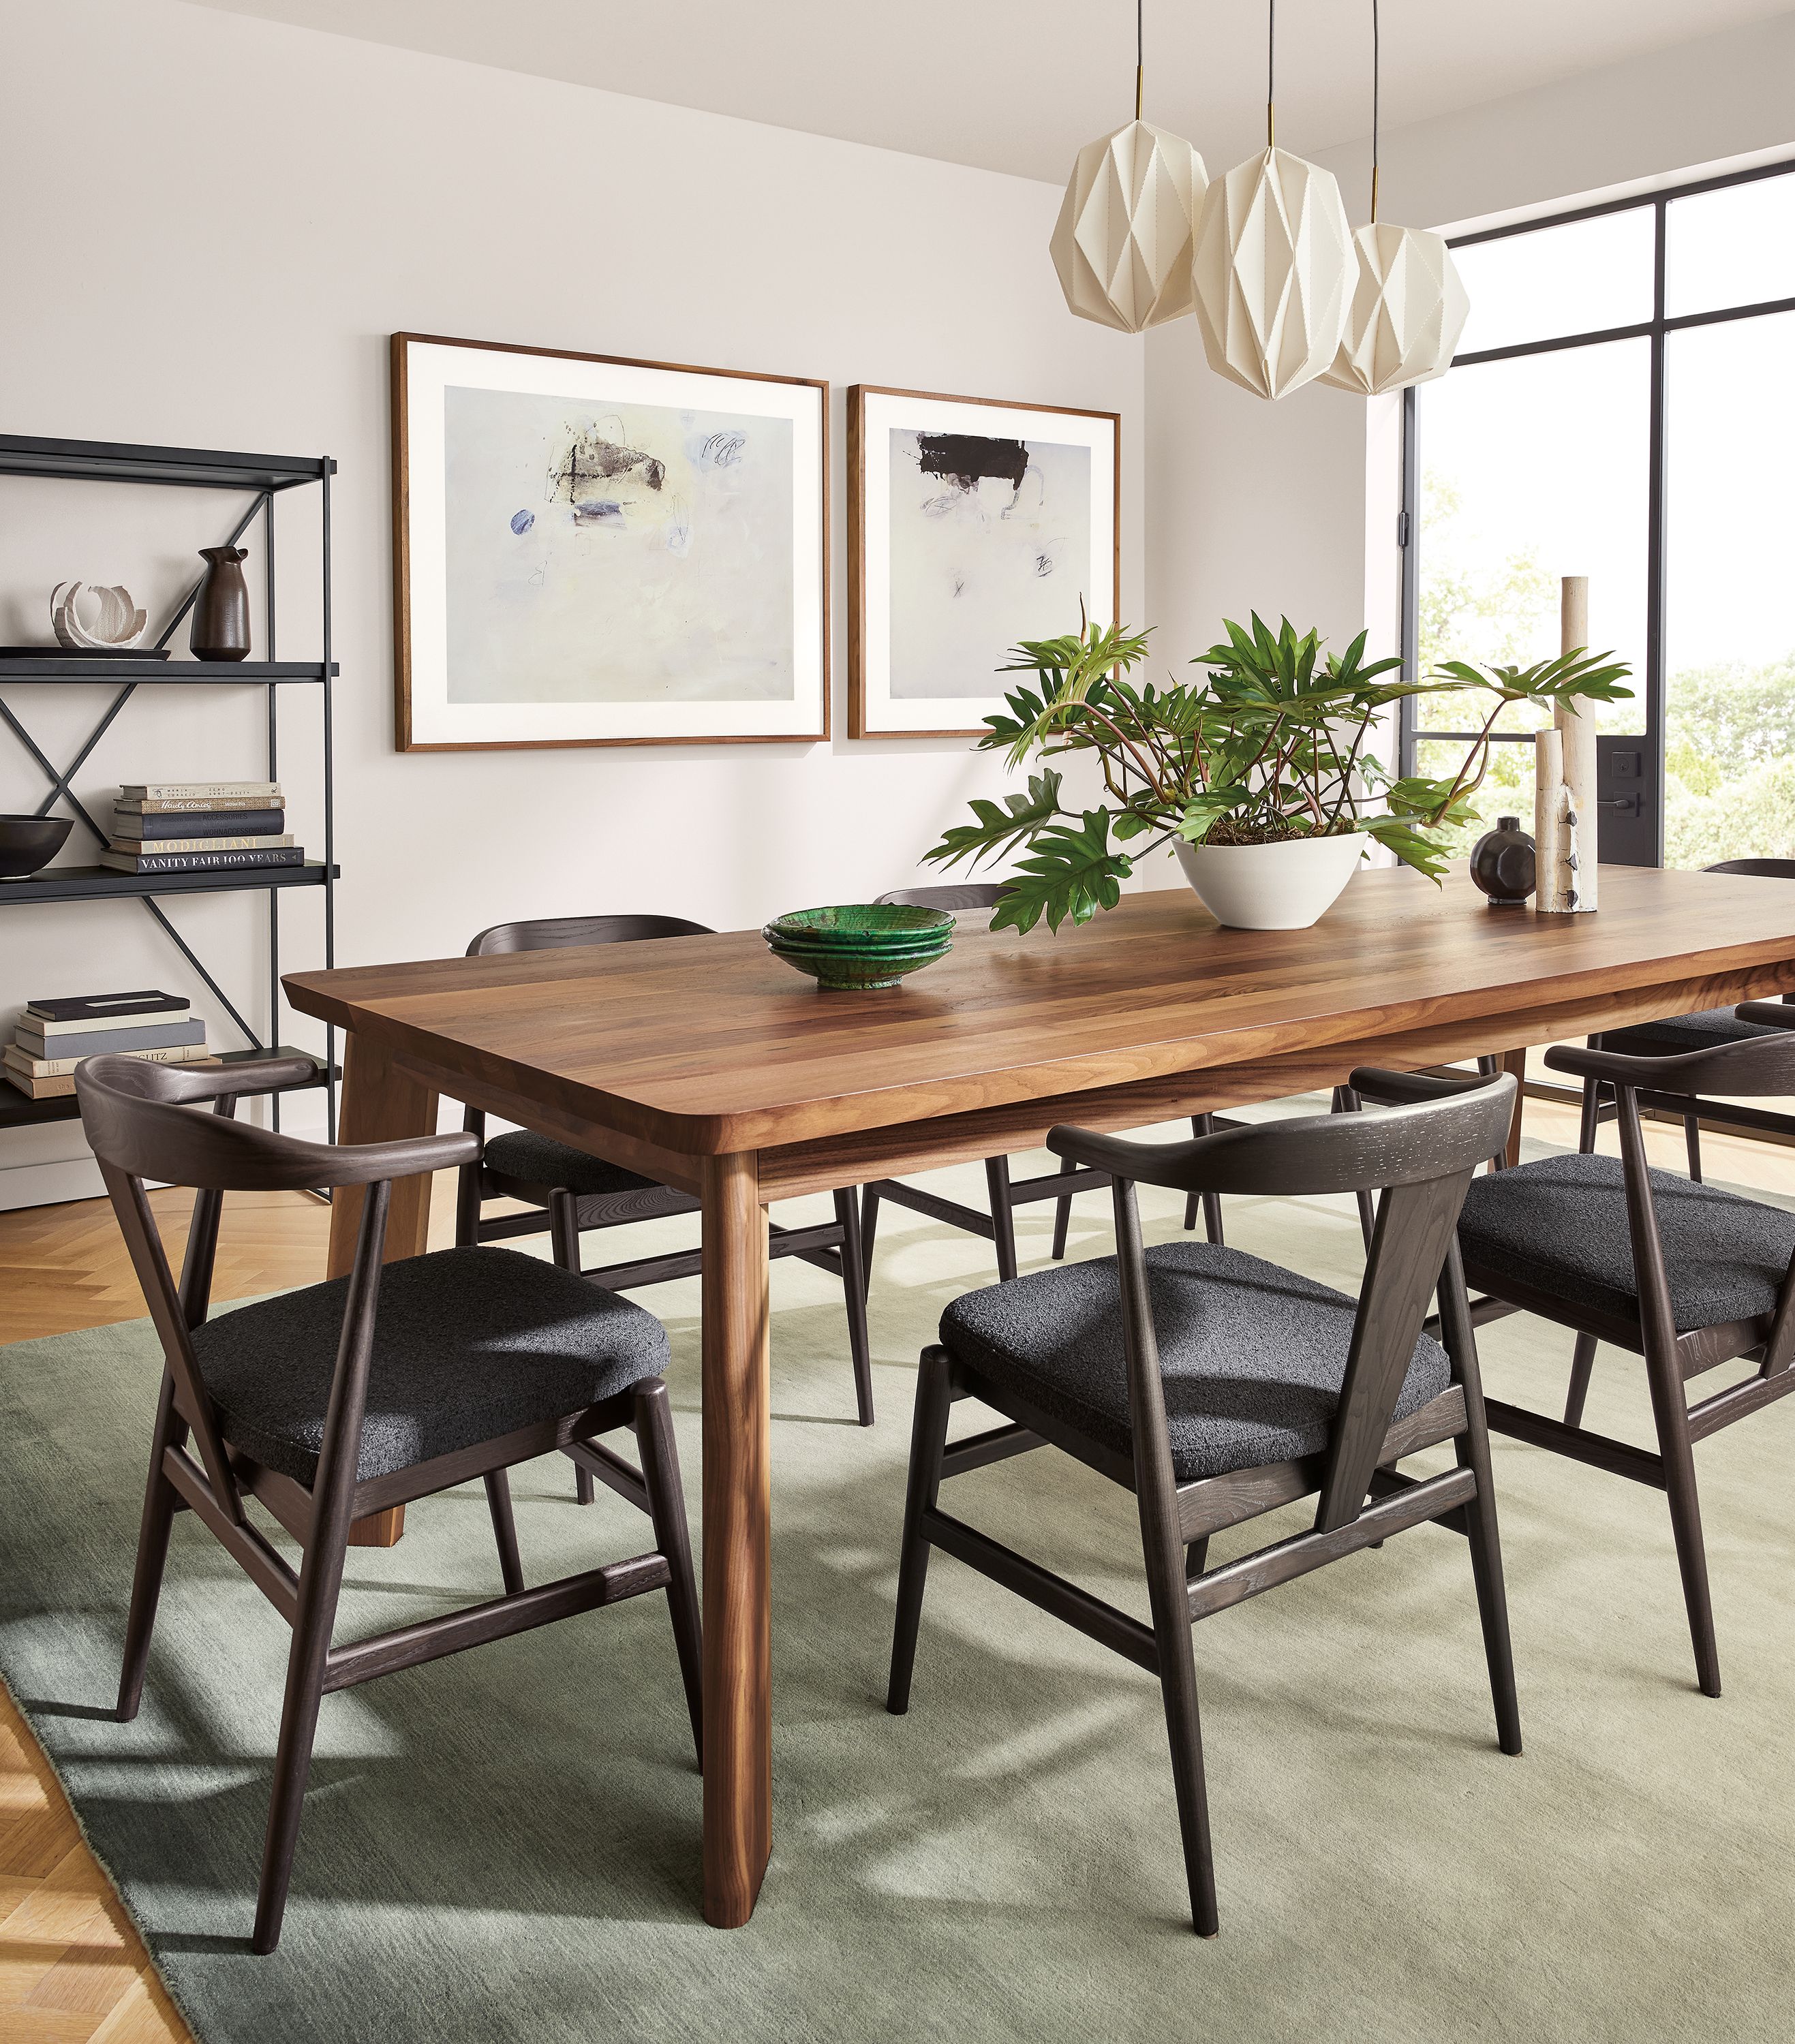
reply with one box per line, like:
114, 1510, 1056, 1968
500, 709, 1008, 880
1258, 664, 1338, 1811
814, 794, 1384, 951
456, 913, 874, 1429
860, 884, 1227, 1284
1401, 1023, 1795, 1699
1574, 858, 1795, 1178
76, 1053, 701, 1955
886, 1067, 1520, 1936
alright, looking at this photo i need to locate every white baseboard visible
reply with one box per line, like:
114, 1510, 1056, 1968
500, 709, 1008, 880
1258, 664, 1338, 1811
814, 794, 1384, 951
0, 1155, 106, 1211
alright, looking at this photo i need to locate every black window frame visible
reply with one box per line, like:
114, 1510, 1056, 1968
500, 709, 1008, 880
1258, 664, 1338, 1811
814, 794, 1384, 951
1398, 153, 1795, 867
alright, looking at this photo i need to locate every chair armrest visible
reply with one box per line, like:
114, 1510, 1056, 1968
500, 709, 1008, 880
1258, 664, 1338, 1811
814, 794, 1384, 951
1045, 1123, 1203, 1190
1736, 1001, 1795, 1029
155, 1053, 320, 1104
1345, 1066, 1496, 1108
1544, 1040, 1704, 1087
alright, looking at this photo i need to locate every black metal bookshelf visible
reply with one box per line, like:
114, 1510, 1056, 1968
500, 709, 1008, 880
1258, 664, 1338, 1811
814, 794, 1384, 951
0, 431, 339, 1138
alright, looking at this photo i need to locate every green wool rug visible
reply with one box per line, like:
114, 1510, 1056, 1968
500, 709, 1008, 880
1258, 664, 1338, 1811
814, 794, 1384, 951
3, 1121, 1794, 2043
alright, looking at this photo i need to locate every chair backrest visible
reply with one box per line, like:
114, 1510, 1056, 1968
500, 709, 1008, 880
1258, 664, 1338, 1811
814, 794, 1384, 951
876, 884, 1008, 912
75, 1055, 476, 1517
1553, 1027, 1795, 1103
467, 913, 713, 957
1707, 858, 1795, 880
1050, 1074, 1517, 1536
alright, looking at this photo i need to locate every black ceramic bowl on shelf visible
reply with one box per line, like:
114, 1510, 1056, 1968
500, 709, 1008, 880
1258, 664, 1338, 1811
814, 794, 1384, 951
0, 814, 73, 880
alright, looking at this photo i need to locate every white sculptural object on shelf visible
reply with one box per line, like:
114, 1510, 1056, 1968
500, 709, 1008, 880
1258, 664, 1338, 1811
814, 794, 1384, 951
50, 581, 147, 651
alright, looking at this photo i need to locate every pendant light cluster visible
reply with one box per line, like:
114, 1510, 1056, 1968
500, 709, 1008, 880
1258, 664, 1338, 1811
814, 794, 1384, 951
1052, 0, 1470, 399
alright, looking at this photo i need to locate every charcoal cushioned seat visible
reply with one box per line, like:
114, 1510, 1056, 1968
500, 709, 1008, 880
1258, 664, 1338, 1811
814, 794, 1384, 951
1458, 1151, 1795, 1332
1597, 1007, 1787, 1057
189, 1245, 671, 1484
482, 1128, 678, 1202
940, 1240, 1451, 1483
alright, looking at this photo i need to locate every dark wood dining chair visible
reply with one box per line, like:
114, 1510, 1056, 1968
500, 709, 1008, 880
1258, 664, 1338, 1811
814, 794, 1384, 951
455, 913, 874, 1429
1575, 858, 1795, 1178
1417, 1024, 1795, 1699
860, 884, 1227, 1283
886, 1068, 1520, 1936
75, 1053, 701, 1955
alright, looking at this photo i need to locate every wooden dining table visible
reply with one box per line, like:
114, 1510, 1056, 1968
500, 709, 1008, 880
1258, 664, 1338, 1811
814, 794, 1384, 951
283, 861, 1795, 1927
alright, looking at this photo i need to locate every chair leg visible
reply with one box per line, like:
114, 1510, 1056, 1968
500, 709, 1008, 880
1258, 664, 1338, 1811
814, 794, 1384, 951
1456, 1412, 1524, 1756
1141, 1519, 1219, 1936
1643, 1337, 1722, 1697
1684, 1114, 1704, 1183
117, 1372, 183, 1722
634, 1379, 703, 1764
484, 1469, 525, 1594
1563, 1331, 1598, 1427
985, 1157, 1019, 1282
859, 1184, 883, 1292
833, 1188, 876, 1427
1578, 1077, 1601, 1153
1050, 1156, 1077, 1261
1184, 1536, 1209, 1581
887, 1348, 954, 1714
251, 1506, 353, 1953
454, 1161, 482, 1248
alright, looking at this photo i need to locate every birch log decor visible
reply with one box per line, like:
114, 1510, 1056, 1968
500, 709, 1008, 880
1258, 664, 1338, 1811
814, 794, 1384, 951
1545, 574, 1599, 914
1534, 726, 1570, 911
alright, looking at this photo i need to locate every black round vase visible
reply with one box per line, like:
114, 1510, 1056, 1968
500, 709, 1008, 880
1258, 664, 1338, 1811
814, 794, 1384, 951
1469, 815, 1537, 906
191, 546, 251, 661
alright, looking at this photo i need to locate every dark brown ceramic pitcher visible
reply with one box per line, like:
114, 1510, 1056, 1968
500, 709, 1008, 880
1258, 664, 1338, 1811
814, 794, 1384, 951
191, 546, 251, 661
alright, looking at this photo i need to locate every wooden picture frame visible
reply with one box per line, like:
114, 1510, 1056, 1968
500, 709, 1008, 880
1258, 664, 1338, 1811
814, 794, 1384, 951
847, 384, 1120, 740
392, 332, 829, 751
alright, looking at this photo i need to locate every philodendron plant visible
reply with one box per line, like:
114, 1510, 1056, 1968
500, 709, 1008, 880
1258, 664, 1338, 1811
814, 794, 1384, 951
924, 612, 1632, 935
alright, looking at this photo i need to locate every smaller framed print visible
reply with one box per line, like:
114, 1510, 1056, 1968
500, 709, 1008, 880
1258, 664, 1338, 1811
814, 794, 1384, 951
393, 332, 829, 750
848, 384, 1120, 739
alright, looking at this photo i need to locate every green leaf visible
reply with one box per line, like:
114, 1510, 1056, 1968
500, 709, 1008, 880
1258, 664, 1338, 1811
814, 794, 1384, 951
922, 769, 1067, 873
989, 811, 1131, 935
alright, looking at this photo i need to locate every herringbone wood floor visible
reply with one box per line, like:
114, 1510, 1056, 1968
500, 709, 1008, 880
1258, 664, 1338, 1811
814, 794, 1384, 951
4, 1111, 1793, 2041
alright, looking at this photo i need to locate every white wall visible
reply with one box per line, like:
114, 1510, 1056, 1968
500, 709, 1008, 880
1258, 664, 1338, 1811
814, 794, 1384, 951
1144, 10, 1795, 688
0, 0, 1144, 1202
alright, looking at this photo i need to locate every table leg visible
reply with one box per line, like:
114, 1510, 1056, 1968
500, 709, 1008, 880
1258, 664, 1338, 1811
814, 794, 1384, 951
700, 1150, 771, 1927
1501, 1047, 1528, 1167
328, 1030, 440, 1548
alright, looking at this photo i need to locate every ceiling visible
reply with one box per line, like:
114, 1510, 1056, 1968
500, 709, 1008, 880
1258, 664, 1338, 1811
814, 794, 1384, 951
188, 0, 1789, 183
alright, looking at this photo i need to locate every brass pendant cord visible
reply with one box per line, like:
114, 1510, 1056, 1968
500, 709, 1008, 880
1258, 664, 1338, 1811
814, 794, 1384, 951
1370, 0, 1381, 221
1267, 0, 1276, 149
1135, 0, 1144, 121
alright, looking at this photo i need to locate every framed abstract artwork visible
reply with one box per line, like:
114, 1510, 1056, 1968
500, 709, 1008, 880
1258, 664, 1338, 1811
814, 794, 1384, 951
847, 384, 1120, 739
392, 332, 829, 749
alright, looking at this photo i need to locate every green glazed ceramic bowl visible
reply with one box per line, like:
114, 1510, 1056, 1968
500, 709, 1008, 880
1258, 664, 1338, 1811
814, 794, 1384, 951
763, 925, 953, 958
766, 934, 951, 991
765, 903, 955, 948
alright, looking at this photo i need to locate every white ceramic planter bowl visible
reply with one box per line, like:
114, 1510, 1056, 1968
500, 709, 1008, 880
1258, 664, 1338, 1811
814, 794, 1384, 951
1173, 831, 1370, 931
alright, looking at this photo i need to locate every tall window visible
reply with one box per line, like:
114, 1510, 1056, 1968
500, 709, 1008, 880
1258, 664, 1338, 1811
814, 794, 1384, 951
1402, 161, 1795, 868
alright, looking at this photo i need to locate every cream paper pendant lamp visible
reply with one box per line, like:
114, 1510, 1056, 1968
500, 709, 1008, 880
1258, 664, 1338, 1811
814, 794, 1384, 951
1189, 3, 1354, 400
1051, 119, 1208, 332
1319, 1, 1471, 395
1321, 220, 1470, 393
1049, 1, 1208, 333
1191, 144, 1355, 400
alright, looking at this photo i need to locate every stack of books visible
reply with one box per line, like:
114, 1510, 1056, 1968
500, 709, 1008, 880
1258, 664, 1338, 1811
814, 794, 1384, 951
100, 781, 302, 876
3, 990, 215, 1100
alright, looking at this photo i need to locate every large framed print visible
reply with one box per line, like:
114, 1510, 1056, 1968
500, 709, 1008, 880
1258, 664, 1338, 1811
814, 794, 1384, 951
393, 333, 829, 749
848, 384, 1119, 739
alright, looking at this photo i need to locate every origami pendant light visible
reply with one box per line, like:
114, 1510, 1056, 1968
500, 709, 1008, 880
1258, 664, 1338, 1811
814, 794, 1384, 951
1321, 0, 1471, 393
1049, 1, 1208, 333
1191, 0, 1355, 399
